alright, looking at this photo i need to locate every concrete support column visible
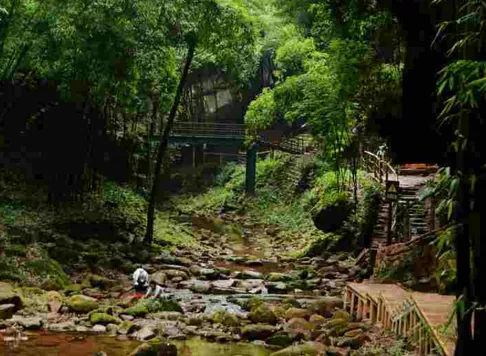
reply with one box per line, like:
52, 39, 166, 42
245, 143, 257, 194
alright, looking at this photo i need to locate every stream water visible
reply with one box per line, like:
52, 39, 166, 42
0, 333, 271, 356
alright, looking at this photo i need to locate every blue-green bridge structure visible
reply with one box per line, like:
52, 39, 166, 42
152, 122, 305, 194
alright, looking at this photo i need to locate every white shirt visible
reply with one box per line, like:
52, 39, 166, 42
145, 284, 164, 299
133, 268, 149, 287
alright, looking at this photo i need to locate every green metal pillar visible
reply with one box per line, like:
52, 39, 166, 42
245, 143, 257, 194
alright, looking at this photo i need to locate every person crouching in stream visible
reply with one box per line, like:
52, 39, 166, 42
132, 267, 149, 297
144, 280, 164, 299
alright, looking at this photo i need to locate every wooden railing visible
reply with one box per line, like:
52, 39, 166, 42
170, 121, 306, 155
362, 150, 399, 183
172, 122, 245, 138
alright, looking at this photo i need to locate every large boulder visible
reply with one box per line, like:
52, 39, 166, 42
90, 312, 122, 325
67, 295, 99, 313
241, 324, 276, 341
270, 342, 327, 356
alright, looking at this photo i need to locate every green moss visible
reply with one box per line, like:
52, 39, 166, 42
248, 303, 277, 325
123, 303, 149, 317
67, 295, 99, 313
212, 311, 240, 327
266, 332, 293, 348
90, 312, 121, 325
65, 284, 84, 293
145, 298, 183, 313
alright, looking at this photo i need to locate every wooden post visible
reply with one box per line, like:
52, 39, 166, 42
386, 201, 393, 245
350, 293, 356, 315
357, 298, 362, 320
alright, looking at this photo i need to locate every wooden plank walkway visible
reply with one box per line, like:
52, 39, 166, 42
345, 282, 456, 355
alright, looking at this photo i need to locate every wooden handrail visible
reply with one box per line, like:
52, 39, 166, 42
363, 150, 399, 182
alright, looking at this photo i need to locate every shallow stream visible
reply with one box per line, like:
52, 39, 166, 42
0, 333, 270, 356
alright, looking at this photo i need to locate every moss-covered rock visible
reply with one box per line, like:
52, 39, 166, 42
65, 284, 84, 294
123, 303, 149, 317
128, 342, 178, 356
146, 299, 183, 313
331, 310, 350, 321
241, 324, 276, 341
266, 332, 293, 348
67, 295, 98, 313
284, 308, 312, 321
46, 291, 63, 302
270, 341, 327, 355
248, 303, 277, 325
118, 320, 135, 335
284, 317, 315, 339
212, 311, 240, 327
267, 273, 293, 282
89, 312, 121, 325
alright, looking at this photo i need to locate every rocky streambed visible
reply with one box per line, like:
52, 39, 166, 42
0, 214, 402, 355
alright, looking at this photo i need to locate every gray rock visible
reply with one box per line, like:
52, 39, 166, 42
92, 325, 107, 333
151, 312, 182, 321
236, 279, 265, 291
180, 279, 211, 294
235, 270, 263, 280
244, 259, 264, 267
8, 316, 42, 330
135, 326, 156, 341
241, 324, 276, 341
106, 323, 118, 335
49, 321, 75, 332
0, 304, 16, 320
211, 279, 236, 290
266, 282, 288, 293
121, 314, 135, 321
75, 326, 90, 332
159, 321, 182, 338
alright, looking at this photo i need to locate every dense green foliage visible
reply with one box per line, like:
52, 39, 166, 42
244, 0, 400, 188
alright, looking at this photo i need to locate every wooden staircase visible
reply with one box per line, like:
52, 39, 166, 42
345, 282, 456, 355
371, 173, 432, 247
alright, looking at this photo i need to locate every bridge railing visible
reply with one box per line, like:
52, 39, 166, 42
172, 122, 245, 138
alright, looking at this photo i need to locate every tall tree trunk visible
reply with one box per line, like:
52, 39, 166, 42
145, 42, 196, 244
454, 116, 473, 356
147, 94, 159, 185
